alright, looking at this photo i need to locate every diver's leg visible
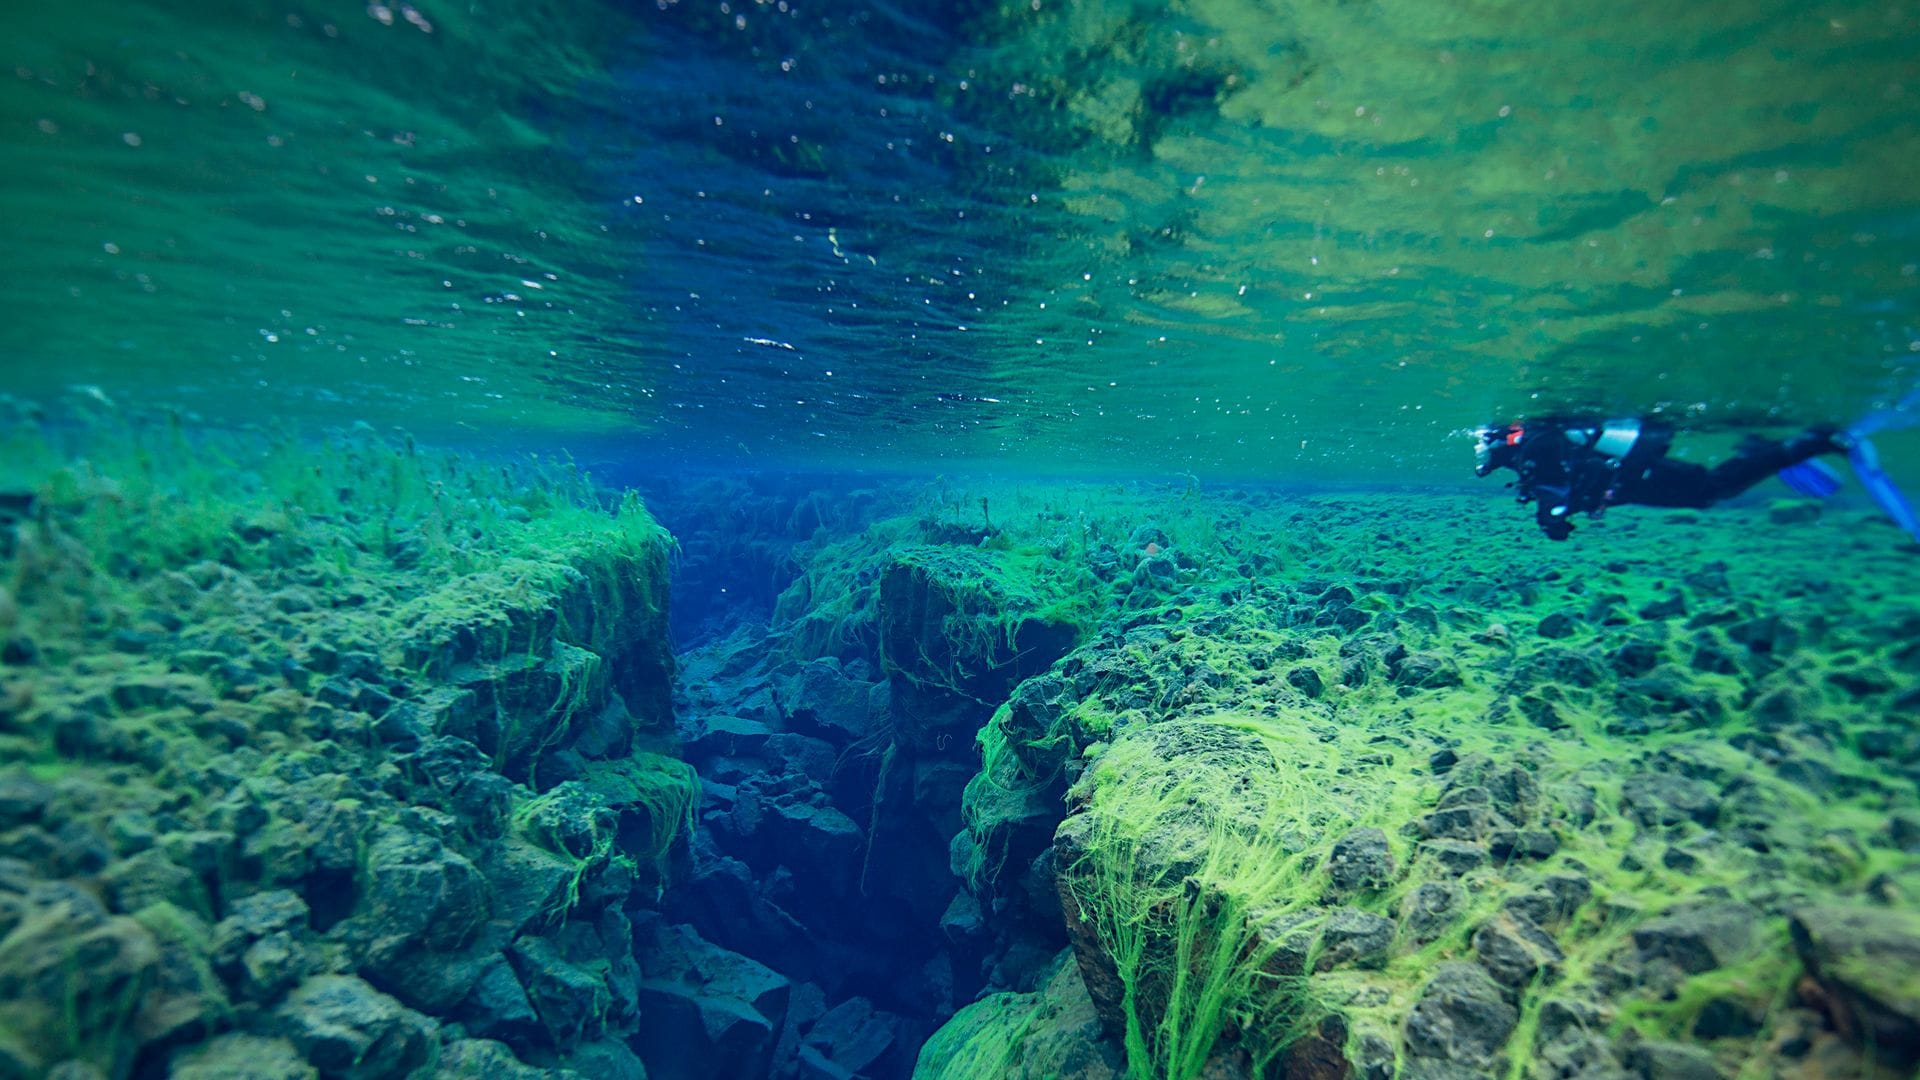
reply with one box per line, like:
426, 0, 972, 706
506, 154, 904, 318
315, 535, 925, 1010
1702, 430, 1842, 501
1624, 461, 1719, 508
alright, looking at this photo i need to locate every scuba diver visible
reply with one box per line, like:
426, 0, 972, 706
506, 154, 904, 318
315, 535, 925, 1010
1473, 407, 1920, 542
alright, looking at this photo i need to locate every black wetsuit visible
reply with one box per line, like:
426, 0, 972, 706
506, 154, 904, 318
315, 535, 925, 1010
1481, 417, 1839, 540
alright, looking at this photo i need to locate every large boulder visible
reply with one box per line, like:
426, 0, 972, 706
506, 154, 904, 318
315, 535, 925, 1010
273, 974, 433, 1080
0, 880, 164, 1077
1789, 905, 1920, 1065
505, 935, 612, 1051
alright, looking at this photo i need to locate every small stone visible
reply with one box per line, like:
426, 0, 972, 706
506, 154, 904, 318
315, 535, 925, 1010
1473, 911, 1564, 988
1639, 593, 1689, 621
1537, 612, 1578, 639
1490, 829, 1559, 862
1623, 1039, 1725, 1080
1326, 827, 1395, 893
1419, 839, 1489, 876
1401, 882, 1461, 944
1315, 908, 1395, 971
1286, 666, 1325, 698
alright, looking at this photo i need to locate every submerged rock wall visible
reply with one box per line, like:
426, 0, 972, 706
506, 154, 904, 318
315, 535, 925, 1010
917, 491, 1920, 1079
0, 414, 693, 1079
648, 477, 1920, 1079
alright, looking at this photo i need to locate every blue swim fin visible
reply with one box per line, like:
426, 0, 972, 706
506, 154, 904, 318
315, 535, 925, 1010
1847, 435, 1920, 543
1778, 458, 1842, 498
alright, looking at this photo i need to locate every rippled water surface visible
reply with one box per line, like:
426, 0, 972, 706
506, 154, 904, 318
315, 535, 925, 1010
5, 0, 1919, 478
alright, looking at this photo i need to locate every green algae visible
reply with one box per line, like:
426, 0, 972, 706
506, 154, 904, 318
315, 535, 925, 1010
1057, 711, 1419, 1078
857, 483, 1920, 1079
0, 404, 695, 1073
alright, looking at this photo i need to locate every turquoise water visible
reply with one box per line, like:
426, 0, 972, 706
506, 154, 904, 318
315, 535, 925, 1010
6, 0, 1919, 476
5, 4, 1920, 1080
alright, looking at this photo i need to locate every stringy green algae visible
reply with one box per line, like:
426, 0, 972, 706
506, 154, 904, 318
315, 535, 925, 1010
1056, 710, 1423, 1079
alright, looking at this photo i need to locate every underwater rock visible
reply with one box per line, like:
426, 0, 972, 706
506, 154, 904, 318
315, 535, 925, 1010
506, 935, 611, 1051
1252, 907, 1327, 978
456, 954, 542, 1044
0, 880, 166, 1076
635, 977, 778, 1080
1620, 772, 1721, 830
0, 771, 51, 827
641, 918, 792, 1027
273, 974, 433, 1080
781, 658, 878, 743
438, 1037, 582, 1079
1391, 650, 1463, 691
1316, 908, 1395, 971
1537, 611, 1579, 639
1516, 645, 1608, 690
1419, 801, 1500, 843
1632, 902, 1756, 977
1473, 910, 1564, 989
1638, 593, 1689, 621
101, 846, 209, 919
761, 799, 863, 889
633, 914, 791, 1076
912, 951, 1123, 1080
1621, 1037, 1724, 1080
1401, 881, 1463, 945
343, 825, 489, 966
167, 1032, 319, 1080
1403, 962, 1518, 1072
209, 889, 316, 1004
1488, 828, 1559, 862
1789, 904, 1920, 1063
1528, 996, 1620, 1078
803, 996, 899, 1077
1325, 826, 1395, 893
760, 732, 839, 787
1608, 637, 1665, 678
687, 714, 776, 760
1286, 665, 1325, 698
562, 1038, 648, 1080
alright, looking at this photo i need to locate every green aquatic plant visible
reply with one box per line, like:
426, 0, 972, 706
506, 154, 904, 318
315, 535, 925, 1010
509, 751, 697, 919
1058, 711, 1427, 1079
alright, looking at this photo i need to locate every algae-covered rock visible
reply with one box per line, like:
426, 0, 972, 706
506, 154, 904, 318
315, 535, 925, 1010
438, 1037, 584, 1079
1048, 709, 1412, 1074
913, 950, 1124, 1080
0, 880, 164, 1077
1325, 826, 1396, 894
1403, 962, 1518, 1073
273, 974, 433, 1080
506, 935, 613, 1051
1789, 904, 1920, 1063
877, 547, 1080, 713
168, 1032, 319, 1079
